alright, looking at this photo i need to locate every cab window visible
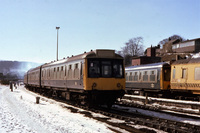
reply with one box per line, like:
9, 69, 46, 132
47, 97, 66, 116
88, 59, 124, 78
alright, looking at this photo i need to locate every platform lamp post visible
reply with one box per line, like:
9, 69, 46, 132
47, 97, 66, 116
56, 27, 60, 61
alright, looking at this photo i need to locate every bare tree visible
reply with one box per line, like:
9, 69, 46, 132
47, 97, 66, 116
120, 37, 144, 66
121, 37, 144, 57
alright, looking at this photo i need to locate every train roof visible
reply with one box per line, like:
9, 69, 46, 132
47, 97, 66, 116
41, 49, 123, 67
26, 49, 123, 73
27, 65, 42, 73
172, 57, 200, 65
125, 62, 169, 71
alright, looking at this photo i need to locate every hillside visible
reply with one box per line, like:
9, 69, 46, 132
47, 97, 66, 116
0, 60, 41, 80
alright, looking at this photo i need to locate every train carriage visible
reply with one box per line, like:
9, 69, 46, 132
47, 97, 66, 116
171, 57, 200, 95
125, 62, 171, 96
25, 66, 41, 88
24, 49, 125, 106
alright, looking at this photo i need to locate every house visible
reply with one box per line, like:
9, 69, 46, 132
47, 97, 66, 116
172, 38, 200, 53
131, 45, 161, 66
131, 56, 161, 66
161, 38, 181, 54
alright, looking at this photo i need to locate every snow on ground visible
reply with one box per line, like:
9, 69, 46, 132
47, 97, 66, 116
0, 85, 114, 133
192, 53, 200, 58
2, 84, 198, 133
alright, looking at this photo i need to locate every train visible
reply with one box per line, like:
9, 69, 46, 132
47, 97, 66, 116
170, 57, 200, 95
125, 57, 200, 99
24, 49, 125, 107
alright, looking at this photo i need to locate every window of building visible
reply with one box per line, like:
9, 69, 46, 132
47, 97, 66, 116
195, 67, 200, 80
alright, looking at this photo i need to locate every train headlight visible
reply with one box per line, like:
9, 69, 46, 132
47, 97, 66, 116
117, 83, 121, 88
92, 82, 97, 88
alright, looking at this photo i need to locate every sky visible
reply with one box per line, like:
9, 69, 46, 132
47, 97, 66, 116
0, 0, 199, 63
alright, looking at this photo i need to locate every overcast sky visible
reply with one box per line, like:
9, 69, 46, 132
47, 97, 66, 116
0, 0, 199, 63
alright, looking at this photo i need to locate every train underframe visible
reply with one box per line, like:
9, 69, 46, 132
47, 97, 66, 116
25, 85, 125, 107
126, 88, 200, 101
126, 88, 169, 97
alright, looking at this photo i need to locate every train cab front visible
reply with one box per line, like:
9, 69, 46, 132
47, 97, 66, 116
84, 58, 125, 106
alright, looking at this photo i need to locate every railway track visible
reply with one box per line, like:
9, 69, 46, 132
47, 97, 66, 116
26, 88, 200, 133
80, 103, 200, 133
121, 94, 200, 116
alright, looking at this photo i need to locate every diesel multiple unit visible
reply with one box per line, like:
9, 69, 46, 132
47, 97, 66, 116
125, 62, 171, 95
171, 58, 200, 95
24, 49, 125, 106
125, 57, 200, 97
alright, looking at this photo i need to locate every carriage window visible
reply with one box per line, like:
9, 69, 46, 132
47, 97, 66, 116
61, 66, 64, 71
65, 66, 67, 76
129, 72, 133, 81
139, 72, 142, 80
150, 70, 156, 81
48, 69, 50, 77
74, 63, 79, 79
68, 65, 72, 79
125, 73, 128, 81
195, 67, 200, 80
182, 68, 187, 79
143, 71, 148, 81
133, 72, 138, 81
75, 64, 78, 69
42, 70, 45, 77
173, 69, 176, 79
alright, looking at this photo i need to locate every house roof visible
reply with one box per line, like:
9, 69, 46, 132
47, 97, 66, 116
172, 57, 200, 65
